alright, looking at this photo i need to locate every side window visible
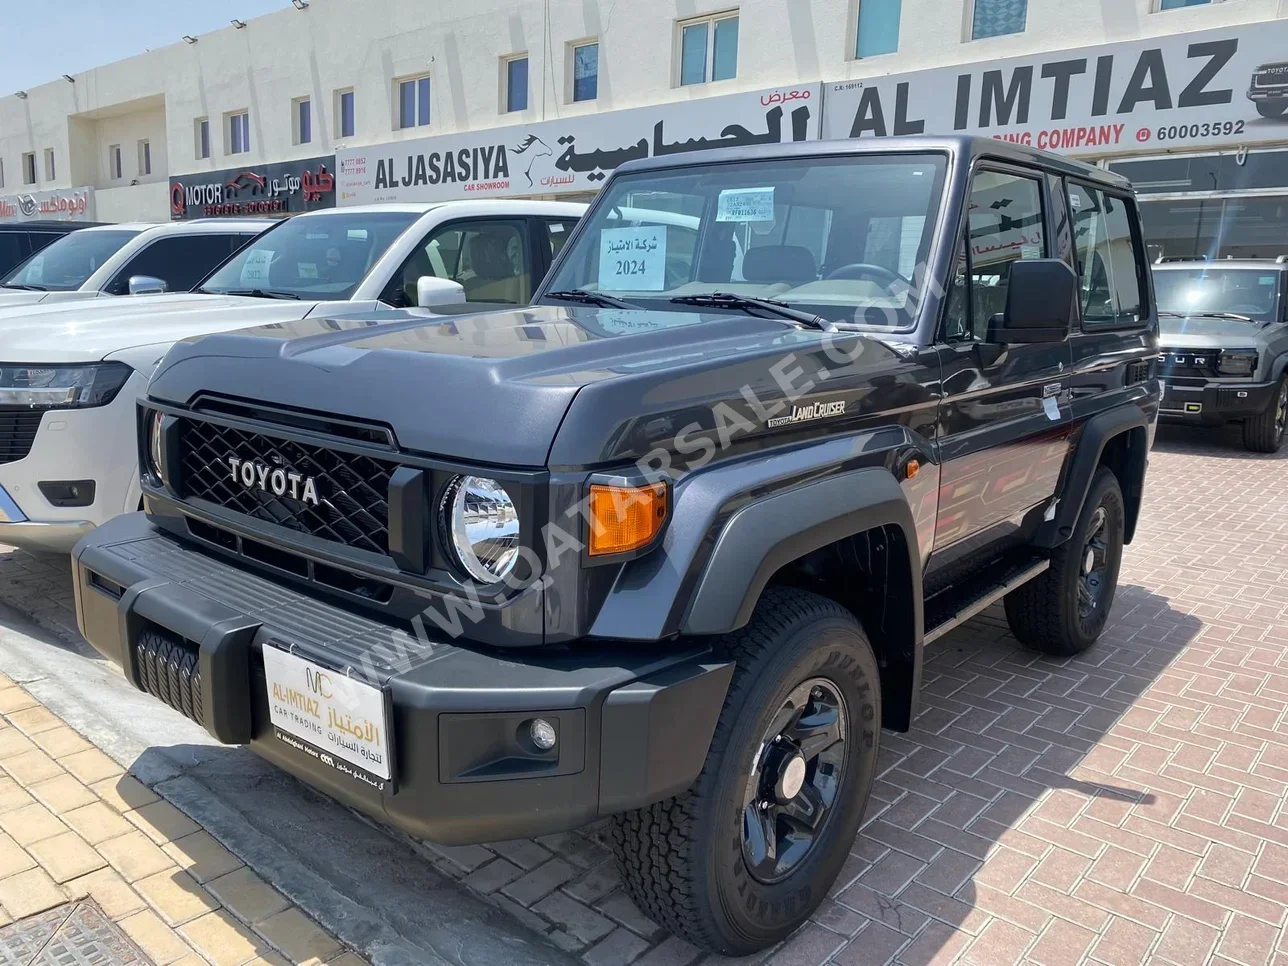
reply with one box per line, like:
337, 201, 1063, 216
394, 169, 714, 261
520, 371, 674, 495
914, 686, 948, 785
961, 170, 1047, 340
1067, 182, 1146, 327
107, 235, 243, 294
387, 219, 532, 307
0, 233, 28, 274
542, 218, 579, 260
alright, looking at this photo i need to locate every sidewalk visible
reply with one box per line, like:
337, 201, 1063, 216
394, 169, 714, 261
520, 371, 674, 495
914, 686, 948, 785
0, 673, 367, 966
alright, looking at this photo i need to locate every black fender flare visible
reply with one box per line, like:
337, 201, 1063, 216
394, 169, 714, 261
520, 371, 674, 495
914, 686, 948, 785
1036, 403, 1149, 549
1270, 351, 1288, 384
682, 465, 922, 637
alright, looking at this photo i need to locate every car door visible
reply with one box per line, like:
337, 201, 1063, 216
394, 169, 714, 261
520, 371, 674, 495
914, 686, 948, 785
103, 233, 245, 295
381, 217, 535, 308
932, 164, 1074, 559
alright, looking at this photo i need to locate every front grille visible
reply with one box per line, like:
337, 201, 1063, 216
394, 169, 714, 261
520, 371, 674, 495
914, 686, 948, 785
133, 629, 203, 725
178, 417, 398, 556
0, 410, 43, 464
1158, 348, 1219, 380
1255, 70, 1288, 89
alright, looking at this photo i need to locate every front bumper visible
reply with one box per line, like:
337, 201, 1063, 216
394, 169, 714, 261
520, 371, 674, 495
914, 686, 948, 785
1248, 86, 1288, 102
1159, 378, 1278, 425
0, 370, 147, 552
73, 513, 732, 845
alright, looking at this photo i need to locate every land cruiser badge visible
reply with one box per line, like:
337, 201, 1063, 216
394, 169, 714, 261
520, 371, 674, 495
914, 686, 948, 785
227, 456, 320, 506
766, 400, 847, 429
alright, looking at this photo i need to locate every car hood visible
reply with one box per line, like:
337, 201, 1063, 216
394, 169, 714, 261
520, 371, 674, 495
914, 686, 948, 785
150, 304, 915, 468
0, 294, 319, 362
1158, 315, 1278, 348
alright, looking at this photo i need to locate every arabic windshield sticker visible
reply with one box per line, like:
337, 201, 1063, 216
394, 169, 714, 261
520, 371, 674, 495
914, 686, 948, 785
240, 249, 273, 285
717, 187, 776, 223
598, 226, 666, 292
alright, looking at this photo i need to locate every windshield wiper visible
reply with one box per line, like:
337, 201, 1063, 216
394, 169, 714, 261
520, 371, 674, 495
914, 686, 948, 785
546, 289, 637, 310
216, 288, 302, 300
1160, 310, 1257, 322
1, 283, 47, 291
669, 293, 837, 332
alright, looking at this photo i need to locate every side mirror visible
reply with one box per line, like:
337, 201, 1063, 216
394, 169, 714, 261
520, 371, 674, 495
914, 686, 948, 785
128, 275, 168, 296
987, 259, 1078, 344
416, 276, 467, 308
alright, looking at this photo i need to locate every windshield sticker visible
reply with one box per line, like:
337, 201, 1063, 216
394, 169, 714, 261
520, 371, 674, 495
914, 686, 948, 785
717, 187, 776, 223
1261, 276, 1276, 285
298, 263, 318, 279
25, 256, 43, 284
598, 226, 666, 292
240, 249, 273, 285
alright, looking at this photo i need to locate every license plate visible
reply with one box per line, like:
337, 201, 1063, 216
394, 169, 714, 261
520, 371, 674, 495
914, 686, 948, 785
262, 645, 392, 782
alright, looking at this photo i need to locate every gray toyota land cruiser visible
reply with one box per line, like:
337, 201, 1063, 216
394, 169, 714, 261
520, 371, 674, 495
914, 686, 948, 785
1153, 259, 1288, 452
72, 137, 1160, 955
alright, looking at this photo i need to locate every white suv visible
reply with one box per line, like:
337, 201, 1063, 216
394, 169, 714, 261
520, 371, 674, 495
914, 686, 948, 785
0, 220, 272, 306
0, 200, 585, 552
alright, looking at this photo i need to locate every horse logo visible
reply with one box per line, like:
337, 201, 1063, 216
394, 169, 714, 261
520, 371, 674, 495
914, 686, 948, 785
513, 134, 552, 187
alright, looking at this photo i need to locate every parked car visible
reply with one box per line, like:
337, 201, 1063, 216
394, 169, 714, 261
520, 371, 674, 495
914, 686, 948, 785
0, 220, 271, 307
71, 137, 1158, 955
0, 221, 107, 277
1153, 259, 1288, 452
0, 200, 584, 551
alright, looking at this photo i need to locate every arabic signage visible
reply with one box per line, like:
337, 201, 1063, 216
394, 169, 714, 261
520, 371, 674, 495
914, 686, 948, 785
337, 85, 820, 204
169, 154, 336, 219
0, 186, 95, 223
821, 20, 1288, 157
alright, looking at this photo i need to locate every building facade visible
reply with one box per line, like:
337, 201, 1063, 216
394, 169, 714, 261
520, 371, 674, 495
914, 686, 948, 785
2, 0, 1286, 258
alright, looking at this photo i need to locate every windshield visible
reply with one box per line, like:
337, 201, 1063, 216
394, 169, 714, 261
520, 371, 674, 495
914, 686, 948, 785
542, 154, 948, 328
198, 210, 421, 300
1, 229, 140, 291
1153, 268, 1281, 322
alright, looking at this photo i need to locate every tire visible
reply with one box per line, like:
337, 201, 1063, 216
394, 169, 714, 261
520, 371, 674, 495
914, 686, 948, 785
1242, 378, 1287, 454
1005, 467, 1125, 656
609, 587, 881, 955
1256, 101, 1288, 118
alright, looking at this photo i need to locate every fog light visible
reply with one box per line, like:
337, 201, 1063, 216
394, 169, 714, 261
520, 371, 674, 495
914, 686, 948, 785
529, 718, 557, 751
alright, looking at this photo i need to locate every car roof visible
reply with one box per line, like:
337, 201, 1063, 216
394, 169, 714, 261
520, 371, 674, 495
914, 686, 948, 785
613, 135, 1132, 190
1152, 259, 1288, 271
82, 220, 274, 234
298, 200, 588, 217
0, 221, 107, 233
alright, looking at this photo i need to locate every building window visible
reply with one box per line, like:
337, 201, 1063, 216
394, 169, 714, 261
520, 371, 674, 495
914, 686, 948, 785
971, 0, 1027, 39
195, 118, 210, 160
22, 152, 36, 185
137, 140, 151, 176
295, 97, 312, 144
1158, 0, 1212, 7
0, 159, 5, 189
678, 12, 738, 86
398, 75, 431, 129
337, 89, 355, 138
43, 149, 55, 182
856, 0, 901, 57
228, 111, 251, 154
572, 41, 599, 101
504, 56, 528, 113
109, 145, 122, 180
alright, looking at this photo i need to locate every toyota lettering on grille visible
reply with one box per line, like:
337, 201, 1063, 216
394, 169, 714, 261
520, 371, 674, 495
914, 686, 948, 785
227, 456, 320, 506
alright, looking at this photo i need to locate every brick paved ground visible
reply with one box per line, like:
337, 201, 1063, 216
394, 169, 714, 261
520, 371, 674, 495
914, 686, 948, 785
1, 421, 1286, 965
0, 676, 368, 966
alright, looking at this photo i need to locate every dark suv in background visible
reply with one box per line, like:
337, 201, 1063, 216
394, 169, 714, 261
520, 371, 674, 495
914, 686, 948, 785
0, 221, 104, 276
1153, 260, 1288, 452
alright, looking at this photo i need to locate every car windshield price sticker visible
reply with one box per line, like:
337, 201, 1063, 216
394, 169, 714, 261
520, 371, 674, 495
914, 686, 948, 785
717, 187, 776, 222
262, 644, 391, 783
239, 249, 273, 285
598, 226, 666, 291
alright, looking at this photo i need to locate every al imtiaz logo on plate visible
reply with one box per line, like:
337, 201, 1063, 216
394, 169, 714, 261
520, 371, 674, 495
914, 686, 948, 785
767, 399, 848, 428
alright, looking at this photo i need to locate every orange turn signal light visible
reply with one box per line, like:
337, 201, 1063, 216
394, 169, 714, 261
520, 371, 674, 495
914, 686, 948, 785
587, 483, 668, 556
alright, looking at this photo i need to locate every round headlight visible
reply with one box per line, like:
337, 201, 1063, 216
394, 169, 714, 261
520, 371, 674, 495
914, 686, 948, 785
147, 410, 165, 481
442, 476, 521, 583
